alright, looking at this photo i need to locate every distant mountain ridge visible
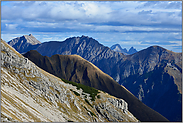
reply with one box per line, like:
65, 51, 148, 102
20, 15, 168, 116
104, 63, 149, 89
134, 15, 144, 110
110, 44, 137, 55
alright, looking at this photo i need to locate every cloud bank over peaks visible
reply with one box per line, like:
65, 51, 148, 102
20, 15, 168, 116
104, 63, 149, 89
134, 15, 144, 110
1, 1, 182, 52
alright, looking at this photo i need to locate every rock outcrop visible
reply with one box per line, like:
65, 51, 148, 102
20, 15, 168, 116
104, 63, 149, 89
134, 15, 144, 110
1, 39, 138, 122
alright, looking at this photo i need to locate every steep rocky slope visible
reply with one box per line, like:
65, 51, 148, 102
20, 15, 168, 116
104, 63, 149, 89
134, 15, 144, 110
24, 50, 169, 122
1, 40, 138, 122
8, 34, 41, 54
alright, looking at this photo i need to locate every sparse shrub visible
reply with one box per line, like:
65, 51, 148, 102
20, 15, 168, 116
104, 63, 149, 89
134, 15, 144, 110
85, 99, 93, 108
73, 91, 80, 96
61, 78, 99, 101
97, 95, 101, 99
83, 106, 96, 117
68, 120, 73, 122
70, 89, 80, 96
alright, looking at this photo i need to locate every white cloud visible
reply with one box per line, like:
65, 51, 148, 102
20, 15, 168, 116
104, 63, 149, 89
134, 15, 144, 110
5, 24, 18, 30
1, 1, 182, 52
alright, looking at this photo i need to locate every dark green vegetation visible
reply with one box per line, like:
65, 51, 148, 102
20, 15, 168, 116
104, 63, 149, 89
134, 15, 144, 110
62, 78, 99, 101
67, 120, 74, 122
97, 95, 101, 99
24, 50, 169, 122
84, 99, 93, 108
70, 89, 80, 96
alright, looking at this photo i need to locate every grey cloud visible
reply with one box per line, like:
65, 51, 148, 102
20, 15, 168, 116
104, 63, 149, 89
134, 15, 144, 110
165, 2, 182, 9
140, 1, 182, 9
172, 46, 182, 49
141, 41, 179, 45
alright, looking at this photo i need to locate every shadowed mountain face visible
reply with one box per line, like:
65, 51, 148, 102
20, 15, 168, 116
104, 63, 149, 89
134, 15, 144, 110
116, 46, 182, 121
120, 63, 182, 121
24, 50, 169, 122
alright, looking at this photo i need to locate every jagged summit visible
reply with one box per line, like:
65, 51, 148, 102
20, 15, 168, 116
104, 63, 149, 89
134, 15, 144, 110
128, 47, 137, 55
110, 44, 126, 53
110, 44, 137, 55
8, 34, 41, 53
9, 34, 41, 45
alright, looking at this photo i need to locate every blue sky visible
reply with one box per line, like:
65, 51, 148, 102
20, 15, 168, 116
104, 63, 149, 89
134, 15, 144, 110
1, 1, 182, 52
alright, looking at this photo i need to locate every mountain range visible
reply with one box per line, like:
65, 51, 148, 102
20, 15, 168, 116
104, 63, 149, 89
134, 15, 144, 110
1, 39, 140, 122
110, 44, 137, 55
7, 34, 182, 121
23, 50, 168, 121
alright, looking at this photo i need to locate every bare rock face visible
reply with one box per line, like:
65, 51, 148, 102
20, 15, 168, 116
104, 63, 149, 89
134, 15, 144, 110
8, 34, 41, 54
1, 40, 138, 122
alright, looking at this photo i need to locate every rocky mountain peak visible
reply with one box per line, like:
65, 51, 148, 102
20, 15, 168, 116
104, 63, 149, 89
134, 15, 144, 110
110, 44, 123, 52
128, 47, 137, 55
8, 34, 41, 53
8, 34, 41, 45
110, 44, 136, 55
22, 34, 41, 45
81, 35, 89, 38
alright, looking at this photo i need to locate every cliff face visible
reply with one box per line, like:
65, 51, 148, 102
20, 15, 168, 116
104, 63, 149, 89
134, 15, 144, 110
1, 40, 138, 122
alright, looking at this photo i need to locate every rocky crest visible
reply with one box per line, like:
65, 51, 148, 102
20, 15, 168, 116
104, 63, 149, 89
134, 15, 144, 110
110, 44, 137, 55
1, 40, 138, 122
8, 34, 41, 54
